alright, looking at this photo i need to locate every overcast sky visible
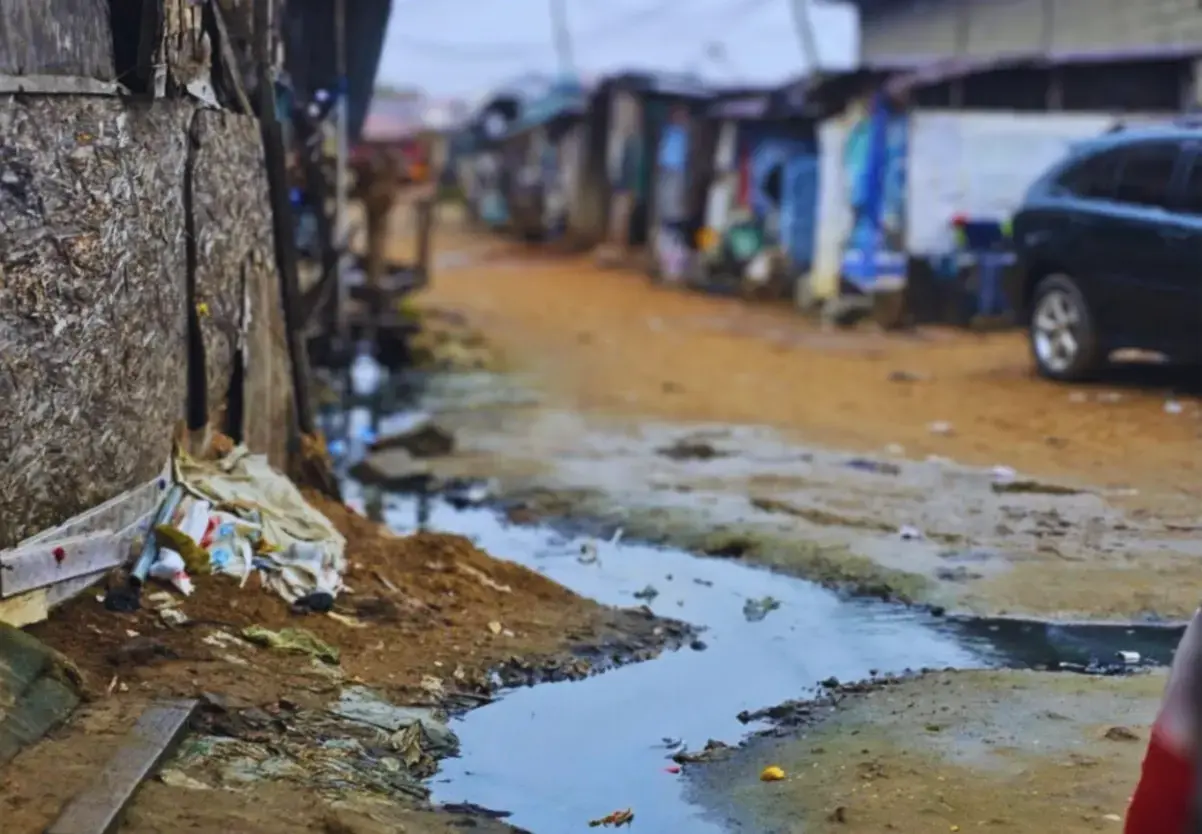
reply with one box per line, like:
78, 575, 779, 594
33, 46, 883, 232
376, 0, 860, 99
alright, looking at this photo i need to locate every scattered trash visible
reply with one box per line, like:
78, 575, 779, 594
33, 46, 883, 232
333, 686, 459, 758
742, 596, 781, 622
633, 585, 659, 602
290, 590, 335, 615
898, 525, 924, 541
578, 541, 599, 565
442, 478, 493, 508
672, 740, 733, 764
760, 765, 786, 782
175, 446, 347, 604
991, 480, 1082, 496
350, 347, 385, 397
990, 465, 1017, 483
158, 769, 211, 791
1165, 400, 1184, 415
884, 443, 905, 456
1096, 391, 1123, 404
458, 562, 512, 594
487, 621, 503, 635
240, 626, 339, 664
148, 549, 194, 596
928, 421, 954, 436
588, 808, 634, 828
845, 458, 901, 476
158, 607, 189, 627
1103, 725, 1140, 742
656, 438, 728, 461
1116, 650, 1141, 665
1102, 814, 1122, 822
1068, 391, 1089, 403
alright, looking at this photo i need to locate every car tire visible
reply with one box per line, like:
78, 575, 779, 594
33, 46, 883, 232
1028, 274, 1102, 381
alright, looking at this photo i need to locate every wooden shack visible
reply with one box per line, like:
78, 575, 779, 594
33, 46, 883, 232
0, 0, 293, 568
577, 72, 713, 268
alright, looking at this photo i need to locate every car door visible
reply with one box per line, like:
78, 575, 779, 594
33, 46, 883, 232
1087, 140, 1186, 350
1163, 143, 1202, 357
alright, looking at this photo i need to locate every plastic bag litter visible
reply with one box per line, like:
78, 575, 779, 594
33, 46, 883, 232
175, 446, 346, 603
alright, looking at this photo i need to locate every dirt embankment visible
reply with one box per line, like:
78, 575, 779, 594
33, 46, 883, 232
1, 492, 684, 834
689, 669, 1163, 834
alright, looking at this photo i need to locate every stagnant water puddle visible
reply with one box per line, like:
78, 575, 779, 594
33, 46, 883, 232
340, 486, 1183, 833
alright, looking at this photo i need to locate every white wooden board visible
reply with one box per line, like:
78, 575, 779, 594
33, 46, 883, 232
0, 532, 129, 598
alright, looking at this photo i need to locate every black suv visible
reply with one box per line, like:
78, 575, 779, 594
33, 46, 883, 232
1007, 126, 1202, 380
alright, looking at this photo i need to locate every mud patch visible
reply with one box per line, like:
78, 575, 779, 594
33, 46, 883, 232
688, 669, 1162, 834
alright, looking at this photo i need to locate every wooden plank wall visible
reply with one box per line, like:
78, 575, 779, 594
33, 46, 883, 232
0, 0, 116, 79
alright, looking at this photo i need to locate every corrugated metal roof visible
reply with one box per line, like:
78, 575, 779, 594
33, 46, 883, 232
284, 0, 392, 143
883, 44, 1202, 95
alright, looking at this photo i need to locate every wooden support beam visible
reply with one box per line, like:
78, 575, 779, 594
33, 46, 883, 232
45, 699, 197, 834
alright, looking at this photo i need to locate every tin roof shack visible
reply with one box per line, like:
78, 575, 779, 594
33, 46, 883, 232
694, 80, 819, 301
891, 48, 1198, 327
847, 0, 1202, 87
0, 2, 295, 616
581, 72, 712, 269
805, 63, 918, 309
806, 50, 1197, 326
458, 89, 527, 229
498, 79, 589, 243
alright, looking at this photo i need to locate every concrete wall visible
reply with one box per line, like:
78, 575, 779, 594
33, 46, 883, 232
860, 0, 1202, 61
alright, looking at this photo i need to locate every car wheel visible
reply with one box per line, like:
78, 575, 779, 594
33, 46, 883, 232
1028, 274, 1101, 381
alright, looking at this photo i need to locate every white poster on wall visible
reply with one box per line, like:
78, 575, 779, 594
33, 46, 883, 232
904, 109, 1125, 255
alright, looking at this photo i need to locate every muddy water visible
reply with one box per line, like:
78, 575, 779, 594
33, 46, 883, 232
372, 497, 976, 832
341, 492, 1180, 833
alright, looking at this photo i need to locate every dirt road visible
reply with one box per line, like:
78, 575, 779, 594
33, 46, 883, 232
416, 223, 1201, 502
404, 218, 1202, 621
691, 669, 1162, 834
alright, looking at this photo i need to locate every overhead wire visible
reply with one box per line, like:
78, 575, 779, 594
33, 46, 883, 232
386, 0, 777, 63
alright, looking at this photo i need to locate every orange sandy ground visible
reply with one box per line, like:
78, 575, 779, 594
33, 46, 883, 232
413, 218, 1202, 509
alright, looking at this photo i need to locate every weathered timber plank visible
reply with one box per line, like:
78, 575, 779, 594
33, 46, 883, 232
0, 0, 116, 79
0, 568, 113, 628
0, 532, 128, 599
0, 96, 189, 548
45, 699, 197, 834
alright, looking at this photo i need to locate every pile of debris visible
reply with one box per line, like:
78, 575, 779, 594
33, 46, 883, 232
104, 445, 347, 614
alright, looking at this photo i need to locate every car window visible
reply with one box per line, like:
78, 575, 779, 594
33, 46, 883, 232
1179, 153, 1202, 215
1053, 149, 1122, 199
1112, 142, 1180, 209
